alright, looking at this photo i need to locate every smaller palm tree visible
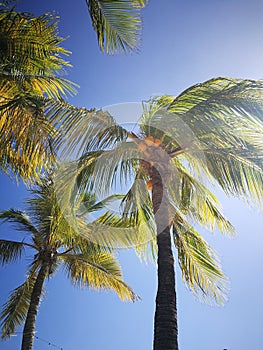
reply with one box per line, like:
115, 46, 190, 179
0, 178, 137, 350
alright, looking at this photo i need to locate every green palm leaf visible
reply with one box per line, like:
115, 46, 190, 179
61, 251, 138, 301
0, 209, 38, 235
52, 165, 147, 250
0, 96, 57, 181
0, 240, 25, 265
168, 161, 235, 234
0, 9, 76, 181
173, 217, 227, 304
86, 0, 144, 53
0, 267, 38, 339
45, 99, 128, 157
0, 11, 72, 77
77, 211, 144, 250
204, 148, 263, 204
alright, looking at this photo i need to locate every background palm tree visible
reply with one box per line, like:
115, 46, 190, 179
0, 178, 137, 350
0, 9, 76, 182
49, 77, 263, 350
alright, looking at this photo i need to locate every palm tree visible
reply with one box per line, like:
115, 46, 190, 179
49, 77, 263, 350
0, 178, 137, 350
0, 9, 76, 182
85, 0, 148, 54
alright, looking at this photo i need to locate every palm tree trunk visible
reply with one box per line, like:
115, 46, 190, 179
152, 168, 179, 350
21, 263, 48, 350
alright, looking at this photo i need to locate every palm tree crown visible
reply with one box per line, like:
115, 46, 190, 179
49, 77, 263, 350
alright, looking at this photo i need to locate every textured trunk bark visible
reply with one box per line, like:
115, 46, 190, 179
152, 168, 179, 350
21, 263, 48, 350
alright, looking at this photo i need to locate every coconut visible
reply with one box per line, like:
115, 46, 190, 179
138, 142, 147, 152
144, 136, 155, 146
146, 180, 153, 190
153, 138, 162, 147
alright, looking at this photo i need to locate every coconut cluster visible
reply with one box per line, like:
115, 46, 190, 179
137, 136, 164, 191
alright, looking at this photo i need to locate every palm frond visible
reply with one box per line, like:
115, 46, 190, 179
57, 156, 157, 258
89, 143, 139, 197
120, 173, 157, 260
0, 9, 76, 181
76, 211, 141, 249
0, 209, 38, 236
75, 192, 124, 215
166, 78, 263, 130
51, 157, 103, 238
0, 10, 76, 99
53, 146, 139, 223
140, 95, 175, 141
45, 99, 128, 157
203, 148, 263, 205
142, 79, 263, 156
86, 0, 144, 53
0, 74, 76, 100
0, 266, 38, 338
0, 96, 57, 181
25, 178, 68, 248
0, 240, 25, 265
61, 251, 138, 301
168, 160, 235, 234
0, 10, 72, 80
173, 217, 228, 304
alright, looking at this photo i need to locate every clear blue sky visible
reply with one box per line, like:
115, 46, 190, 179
1, 0, 263, 349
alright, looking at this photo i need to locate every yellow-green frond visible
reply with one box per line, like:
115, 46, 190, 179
0, 9, 76, 182
173, 220, 228, 305
0, 10, 72, 77
45, 100, 128, 158
61, 251, 138, 301
168, 160, 235, 234
204, 148, 263, 206
0, 267, 38, 338
0, 96, 57, 181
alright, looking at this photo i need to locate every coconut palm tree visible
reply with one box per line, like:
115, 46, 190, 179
0, 8, 76, 182
85, 0, 148, 53
0, 178, 137, 350
47, 77, 263, 350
